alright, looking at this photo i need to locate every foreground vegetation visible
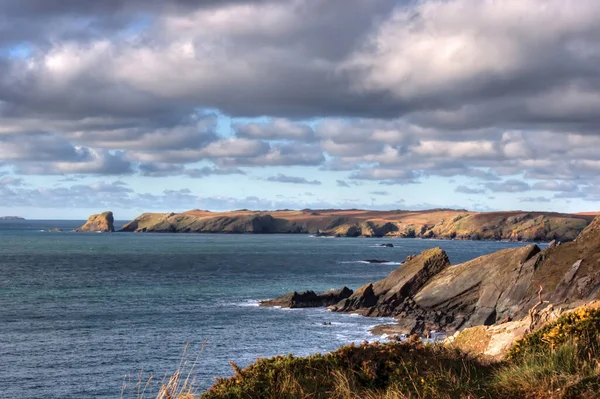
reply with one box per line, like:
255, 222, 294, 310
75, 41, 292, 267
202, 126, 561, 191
127, 307, 600, 399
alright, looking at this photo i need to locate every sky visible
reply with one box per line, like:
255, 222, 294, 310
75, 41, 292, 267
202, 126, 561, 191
1, 0, 600, 219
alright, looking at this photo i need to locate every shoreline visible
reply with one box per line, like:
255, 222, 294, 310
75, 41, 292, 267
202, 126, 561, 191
106, 229, 561, 243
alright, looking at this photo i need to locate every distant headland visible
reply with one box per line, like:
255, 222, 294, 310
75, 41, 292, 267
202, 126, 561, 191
0, 216, 25, 220
77, 208, 598, 242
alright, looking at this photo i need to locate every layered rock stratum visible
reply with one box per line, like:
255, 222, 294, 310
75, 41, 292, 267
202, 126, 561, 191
264, 216, 600, 337
75, 211, 115, 232
120, 209, 595, 242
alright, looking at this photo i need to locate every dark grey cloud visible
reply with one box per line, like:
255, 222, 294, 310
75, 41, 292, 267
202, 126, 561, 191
485, 179, 531, 193
1, 0, 600, 126
220, 143, 325, 167
139, 162, 184, 177
234, 119, 315, 141
266, 174, 321, 185
184, 166, 246, 179
532, 181, 579, 192
336, 180, 350, 188
14, 149, 134, 176
350, 168, 420, 185
520, 196, 552, 203
369, 191, 389, 196
455, 185, 486, 195
138, 163, 245, 178
0, 0, 279, 46
0, 0, 599, 203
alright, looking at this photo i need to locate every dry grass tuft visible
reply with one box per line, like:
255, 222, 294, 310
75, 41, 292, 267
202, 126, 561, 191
120, 342, 205, 399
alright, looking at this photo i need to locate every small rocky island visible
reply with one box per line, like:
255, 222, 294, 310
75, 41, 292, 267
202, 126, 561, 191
0, 216, 25, 220
75, 211, 115, 232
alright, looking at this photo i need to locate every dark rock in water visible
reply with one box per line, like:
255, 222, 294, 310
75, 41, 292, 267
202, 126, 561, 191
378, 243, 394, 247
316, 286, 354, 306
362, 259, 391, 264
330, 282, 378, 312
260, 286, 353, 308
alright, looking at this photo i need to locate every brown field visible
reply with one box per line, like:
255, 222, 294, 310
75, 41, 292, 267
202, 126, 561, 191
182, 208, 594, 225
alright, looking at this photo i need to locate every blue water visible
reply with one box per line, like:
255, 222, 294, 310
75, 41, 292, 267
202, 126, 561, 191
0, 220, 540, 398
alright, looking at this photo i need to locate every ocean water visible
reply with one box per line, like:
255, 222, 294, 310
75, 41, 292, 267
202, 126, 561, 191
0, 220, 540, 398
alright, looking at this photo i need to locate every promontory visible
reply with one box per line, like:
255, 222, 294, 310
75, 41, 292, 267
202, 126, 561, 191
263, 215, 600, 339
119, 208, 596, 242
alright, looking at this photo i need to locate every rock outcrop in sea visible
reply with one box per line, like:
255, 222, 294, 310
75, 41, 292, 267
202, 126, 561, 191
260, 286, 353, 308
264, 216, 600, 337
75, 211, 115, 232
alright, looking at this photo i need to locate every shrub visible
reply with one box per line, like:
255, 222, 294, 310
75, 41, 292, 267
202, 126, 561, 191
201, 339, 495, 399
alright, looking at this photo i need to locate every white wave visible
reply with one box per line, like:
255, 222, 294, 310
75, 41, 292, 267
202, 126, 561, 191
237, 299, 261, 307
338, 260, 402, 265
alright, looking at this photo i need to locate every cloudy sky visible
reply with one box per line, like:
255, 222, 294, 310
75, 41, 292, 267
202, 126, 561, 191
1, 0, 599, 219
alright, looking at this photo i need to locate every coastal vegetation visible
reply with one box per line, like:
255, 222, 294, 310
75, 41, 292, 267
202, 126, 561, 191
141, 305, 600, 398
116, 209, 594, 242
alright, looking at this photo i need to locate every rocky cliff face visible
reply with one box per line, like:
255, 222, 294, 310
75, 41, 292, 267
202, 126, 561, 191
119, 209, 594, 242
264, 216, 600, 336
75, 211, 115, 232
120, 212, 294, 233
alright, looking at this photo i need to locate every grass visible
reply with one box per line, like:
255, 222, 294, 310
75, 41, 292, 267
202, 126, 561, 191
121, 342, 203, 399
134, 307, 600, 399
495, 307, 600, 398
201, 336, 496, 399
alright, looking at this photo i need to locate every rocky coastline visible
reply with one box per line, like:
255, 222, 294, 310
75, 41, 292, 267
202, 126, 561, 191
115, 208, 595, 243
262, 216, 600, 339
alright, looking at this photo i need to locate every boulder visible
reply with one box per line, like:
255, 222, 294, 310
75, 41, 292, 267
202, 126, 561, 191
75, 211, 115, 232
378, 243, 394, 247
332, 283, 378, 312
330, 248, 451, 318
412, 245, 541, 331
260, 286, 353, 308
362, 259, 391, 264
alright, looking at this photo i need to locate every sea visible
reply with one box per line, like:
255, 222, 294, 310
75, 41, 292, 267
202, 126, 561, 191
0, 220, 542, 398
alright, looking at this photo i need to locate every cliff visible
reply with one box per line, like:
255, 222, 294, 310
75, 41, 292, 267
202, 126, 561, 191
0, 216, 25, 220
264, 216, 600, 337
75, 211, 115, 232
119, 209, 595, 242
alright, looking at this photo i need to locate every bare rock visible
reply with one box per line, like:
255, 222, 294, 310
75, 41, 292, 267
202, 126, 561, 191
75, 211, 115, 232
260, 286, 353, 308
